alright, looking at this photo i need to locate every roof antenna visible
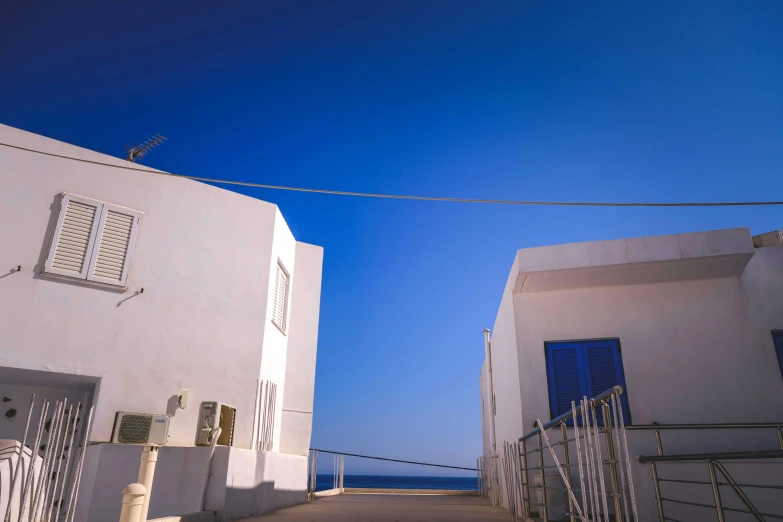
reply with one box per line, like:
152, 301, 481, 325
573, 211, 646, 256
126, 134, 166, 163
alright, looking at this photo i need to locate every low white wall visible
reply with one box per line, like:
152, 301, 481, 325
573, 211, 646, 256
205, 448, 307, 521
73, 444, 308, 522
74, 444, 213, 522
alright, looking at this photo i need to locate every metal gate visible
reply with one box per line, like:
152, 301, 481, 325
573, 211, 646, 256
505, 385, 639, 522
1, 394, 93, 522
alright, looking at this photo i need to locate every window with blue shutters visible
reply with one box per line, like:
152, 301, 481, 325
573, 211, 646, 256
772, 331, 783, 382
545, 339, 630, 425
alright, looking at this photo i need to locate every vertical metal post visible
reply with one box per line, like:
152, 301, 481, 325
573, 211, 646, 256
3, 393, 34, 522
514, 443, 524, 521
66, 404, 95, 522
521, 440, 530, 517
602, 402, 624, 522
560, 421, 575, 522
650, 463, 664, 522
649, 427, 665, 522
707, 460, 725, 522
538, 431, 548, 522
713, 461, 765, 522
21, 399, 48, 522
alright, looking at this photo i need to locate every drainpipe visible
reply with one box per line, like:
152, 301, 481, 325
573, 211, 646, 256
200, 427, 222, 511
137, 445, 158, 522
483, 329, 497, 456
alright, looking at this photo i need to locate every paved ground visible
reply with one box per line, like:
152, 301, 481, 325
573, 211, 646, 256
236, 494, 509, 522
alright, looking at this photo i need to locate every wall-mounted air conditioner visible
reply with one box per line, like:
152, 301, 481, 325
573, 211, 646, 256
111, 412, 170, 445
196, 401, 236, 447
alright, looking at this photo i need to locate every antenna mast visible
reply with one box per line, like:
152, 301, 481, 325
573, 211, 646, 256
127, 134, 166, 163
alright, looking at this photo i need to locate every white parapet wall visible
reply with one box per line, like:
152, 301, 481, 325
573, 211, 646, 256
204, 448, 308, 521
72, 444, 307, 522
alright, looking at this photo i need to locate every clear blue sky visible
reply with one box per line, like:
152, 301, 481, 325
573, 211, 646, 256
2, 1, 781, 476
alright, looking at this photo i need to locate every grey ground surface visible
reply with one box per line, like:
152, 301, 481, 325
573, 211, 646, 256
237, 494, 509, 521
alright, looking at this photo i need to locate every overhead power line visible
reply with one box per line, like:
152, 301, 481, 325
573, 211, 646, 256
2, 141, 782, 208
310, 448, 477, 471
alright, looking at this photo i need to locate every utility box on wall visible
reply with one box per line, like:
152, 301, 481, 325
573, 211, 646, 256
196, 401, 235, 447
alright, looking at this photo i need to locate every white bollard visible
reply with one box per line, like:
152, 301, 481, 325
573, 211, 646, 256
137, 446, 158, 522
118, 484, 146, 522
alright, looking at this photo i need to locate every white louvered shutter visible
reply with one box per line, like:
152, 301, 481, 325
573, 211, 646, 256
272, 263, 288, 331
87, 204, 141, 286
44, 195, 102, 279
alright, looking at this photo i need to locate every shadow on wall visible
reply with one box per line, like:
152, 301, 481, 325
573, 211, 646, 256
220, 483, 306, 521
73, 445, 308, 522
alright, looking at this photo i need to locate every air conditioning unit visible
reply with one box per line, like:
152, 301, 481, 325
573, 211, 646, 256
111, 412, 170, 446
196, 401, 236, 447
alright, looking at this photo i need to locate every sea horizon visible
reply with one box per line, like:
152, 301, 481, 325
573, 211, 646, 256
314, 474, 479, 492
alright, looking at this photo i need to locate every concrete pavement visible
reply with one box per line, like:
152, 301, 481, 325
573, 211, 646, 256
236, 493, 508, 522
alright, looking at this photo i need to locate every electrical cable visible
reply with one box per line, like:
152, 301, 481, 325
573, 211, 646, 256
309, 448, 476, 471
2, 141, 782, 208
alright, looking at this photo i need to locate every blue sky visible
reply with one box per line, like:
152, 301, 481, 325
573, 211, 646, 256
2, 1, 781, 476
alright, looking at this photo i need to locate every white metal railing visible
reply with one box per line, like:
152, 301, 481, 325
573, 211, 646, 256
2, 394, 94, 522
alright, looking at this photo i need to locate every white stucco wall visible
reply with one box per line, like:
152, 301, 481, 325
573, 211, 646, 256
0, 124, 323, 520
482, 229, 783, 521
75, 444, 214, 522
279, 242, 323, 456
256, 208, 297, 453
0, 123, 323, 451
513, 245, 783, 428
480, 255, 524, 509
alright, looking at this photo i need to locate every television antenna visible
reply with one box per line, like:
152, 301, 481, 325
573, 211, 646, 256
126, 134, 166, 163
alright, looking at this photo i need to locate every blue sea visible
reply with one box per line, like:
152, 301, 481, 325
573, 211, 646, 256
315, 474, 478, 492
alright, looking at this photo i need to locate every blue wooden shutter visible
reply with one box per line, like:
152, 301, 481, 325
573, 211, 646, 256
773, 332, 783, 382
582, 340, 630, 425
545, 342, 587, 420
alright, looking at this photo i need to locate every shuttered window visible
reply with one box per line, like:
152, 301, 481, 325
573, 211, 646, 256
44, 193, 141, 287
271, 261, 289, 332
545, 339, 630, 425
49, 199, 100, 278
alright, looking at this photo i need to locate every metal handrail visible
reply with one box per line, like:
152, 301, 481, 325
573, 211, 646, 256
512, 386, 635, 522
636, 421, 783, 522
627, 422, 783, 430
519, 385, 624, 442
639, 449, 783, 463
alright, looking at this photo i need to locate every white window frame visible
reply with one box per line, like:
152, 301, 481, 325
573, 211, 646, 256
86, 203, 142, 286
44, 193, 102, 280
271, 260, 290, 334
44, 193, 142, 288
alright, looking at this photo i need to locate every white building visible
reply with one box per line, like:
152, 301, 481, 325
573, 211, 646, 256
480, 227, 783, 521
0, 124, 323, 521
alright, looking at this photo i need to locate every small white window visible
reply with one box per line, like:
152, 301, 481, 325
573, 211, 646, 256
271, 261, 289, 333
44, 193, 141, 287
